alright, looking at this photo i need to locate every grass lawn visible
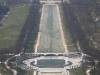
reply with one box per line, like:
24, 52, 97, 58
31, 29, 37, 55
59, 4, 78, 52
90, 68, 100, 75
12, 67, 33, 75
0, 63, 13, 75
0, 0, 6, 3
70, 68, 86, 75
0, 4, 31, 48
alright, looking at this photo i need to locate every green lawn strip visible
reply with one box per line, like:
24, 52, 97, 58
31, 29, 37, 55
0, 63, 13, 75
90, 68, 100, 75
59, 4, 78, 52
67, 45, 78, 52
90, 70, 96, 75
0, 4, 31, 48
12, 67, 33, 75
70, 68, 86, 75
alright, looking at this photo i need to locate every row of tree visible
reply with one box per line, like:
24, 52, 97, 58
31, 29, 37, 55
70, 0, 96, 7
62, 1, 100, 61
15, 0, 40, 54
1, 0, 33, 6
0, 47, 15, 62
0, 4, 9, 22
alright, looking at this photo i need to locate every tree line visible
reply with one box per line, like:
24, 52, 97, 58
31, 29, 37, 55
62, 1, 100, 61
0, 4, 9, 23
15, 0, 40, 54
1, 0, 32, 6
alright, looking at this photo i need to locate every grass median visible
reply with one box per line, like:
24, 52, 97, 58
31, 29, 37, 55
0, 4, 31, 48
0, 63, 13, 75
